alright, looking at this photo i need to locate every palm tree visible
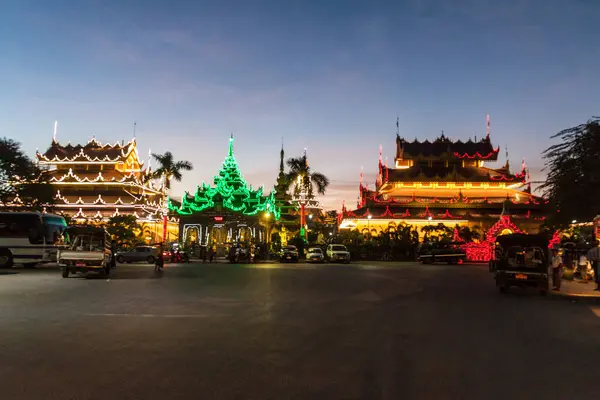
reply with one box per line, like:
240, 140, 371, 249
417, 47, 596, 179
284, 152, 329, 239
149, 151, 193, 242
150, 151, 193, 190
284, 153, 329, 195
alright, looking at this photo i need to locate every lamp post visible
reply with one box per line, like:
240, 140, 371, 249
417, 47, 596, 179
265, 211, 271, 260
367, 214, 372, 236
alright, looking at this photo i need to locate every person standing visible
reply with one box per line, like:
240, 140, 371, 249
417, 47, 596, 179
578, 251, 588, 282
587, 241, 600, 291
551, 248, 564, 291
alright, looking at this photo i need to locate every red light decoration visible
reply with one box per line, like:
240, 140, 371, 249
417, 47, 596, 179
548, 230, 560, 249
454, 148, 499, 159
214, 216, 223, 221
381, 206, 395, 218
459, 215, 524, 262
419, 206, 433, 218
453, 227, 464, 242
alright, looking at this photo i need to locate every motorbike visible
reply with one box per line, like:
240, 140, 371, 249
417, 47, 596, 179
170, 249, 190, 263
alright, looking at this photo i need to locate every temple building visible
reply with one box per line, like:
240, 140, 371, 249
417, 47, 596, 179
168, 135, 280, 254
37, 137, 177, 242
340, 122, 546, 236
272, 145, 299, 244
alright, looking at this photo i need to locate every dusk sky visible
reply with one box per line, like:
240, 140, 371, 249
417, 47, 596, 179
2, 0, 599, 209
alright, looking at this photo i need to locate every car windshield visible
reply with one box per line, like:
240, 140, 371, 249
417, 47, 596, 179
71, 234, 104, 251
308, 248, 322, 254
505, 246, 545, 268
285, 246, 297, 251
331, 245, 347, 252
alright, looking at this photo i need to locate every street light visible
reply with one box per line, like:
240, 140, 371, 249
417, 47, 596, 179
572, 220, 577, 224
367, 214, 372, 236
265, 211, 271, 260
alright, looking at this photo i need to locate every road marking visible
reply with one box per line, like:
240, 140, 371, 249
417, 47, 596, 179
84, 313, 218, 318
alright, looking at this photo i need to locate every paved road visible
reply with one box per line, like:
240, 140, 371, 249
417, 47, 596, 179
1, 261, 599, 400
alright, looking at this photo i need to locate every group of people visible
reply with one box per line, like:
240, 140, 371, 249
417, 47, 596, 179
551, 242, 600, 291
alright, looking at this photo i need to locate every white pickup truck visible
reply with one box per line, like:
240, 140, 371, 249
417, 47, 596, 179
326, 244, 351, 263
58, 226, 113, 278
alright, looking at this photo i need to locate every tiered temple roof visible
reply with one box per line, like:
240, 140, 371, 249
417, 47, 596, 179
37, 137, 163, 222
341, 126, 546, 230
168, 135, 280, 219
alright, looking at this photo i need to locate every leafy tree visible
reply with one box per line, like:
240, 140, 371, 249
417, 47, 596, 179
455, 225, 481, 242
285, 153, 329, 195
0, 138, 54, 211
105, 215, 140, 246
150, 151, 193, 190
539, 117, 600, 226
270, 232, 282, 252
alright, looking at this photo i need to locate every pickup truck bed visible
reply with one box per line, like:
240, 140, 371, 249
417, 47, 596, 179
58, 250, 108, 277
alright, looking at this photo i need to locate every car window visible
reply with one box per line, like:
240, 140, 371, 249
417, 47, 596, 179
135, 247, 148, 252
285, 246, 297, 250
308, 248, 322, 253
330, 245, 347, 251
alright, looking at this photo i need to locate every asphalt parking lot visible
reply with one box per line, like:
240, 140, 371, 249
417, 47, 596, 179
1, 261, 599, 400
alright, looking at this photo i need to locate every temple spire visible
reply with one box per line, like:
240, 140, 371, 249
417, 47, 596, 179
53, 120, 58, 143
396, 116, 399, 136
229, 133, 234, 157
279, 139, 285, 173
486, 114, 490, 138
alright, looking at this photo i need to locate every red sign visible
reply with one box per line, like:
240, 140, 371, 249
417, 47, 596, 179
214, 216, 223, 222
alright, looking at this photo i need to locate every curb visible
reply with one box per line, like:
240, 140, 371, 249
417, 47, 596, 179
550, 291, 600, 303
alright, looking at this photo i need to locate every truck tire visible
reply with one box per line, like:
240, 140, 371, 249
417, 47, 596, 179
146, 256, 155, 264
0, 249, 13, 268
62, 268, 69, 278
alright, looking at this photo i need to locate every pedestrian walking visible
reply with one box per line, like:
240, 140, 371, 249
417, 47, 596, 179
209, 244, 215, 263
587, 241, 600, 291
551, 248, 563, 291
578, 252, 588, 282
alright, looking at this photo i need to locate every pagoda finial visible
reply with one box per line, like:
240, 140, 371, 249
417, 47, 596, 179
228, 133, 234, 157
396, 116, 399, 136
133, 121, 137, 139
304, 148, 308, 167
53, 120, 58, 143
486, 114, 490, 138
359, 167, 364, 188
379, 144, 383, 162
279, 138, 285, 173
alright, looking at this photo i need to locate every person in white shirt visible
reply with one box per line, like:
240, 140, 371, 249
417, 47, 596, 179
551, 248, 563, 291
578, 253, 588, 281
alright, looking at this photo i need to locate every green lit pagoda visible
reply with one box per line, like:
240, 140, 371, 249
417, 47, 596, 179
169, 135, 280, 249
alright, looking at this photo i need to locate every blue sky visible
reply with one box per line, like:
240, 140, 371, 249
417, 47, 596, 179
1, 0, 599, 209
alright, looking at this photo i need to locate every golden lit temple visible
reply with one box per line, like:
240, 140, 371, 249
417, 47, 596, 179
340, 122, 546, 235
37, 137, 177, 242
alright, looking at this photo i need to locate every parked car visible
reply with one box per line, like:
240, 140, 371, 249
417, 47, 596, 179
306, 247, 324, 263
115, 246, 156, 264
280, 245, 299, 263
326, 244, 351, 263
